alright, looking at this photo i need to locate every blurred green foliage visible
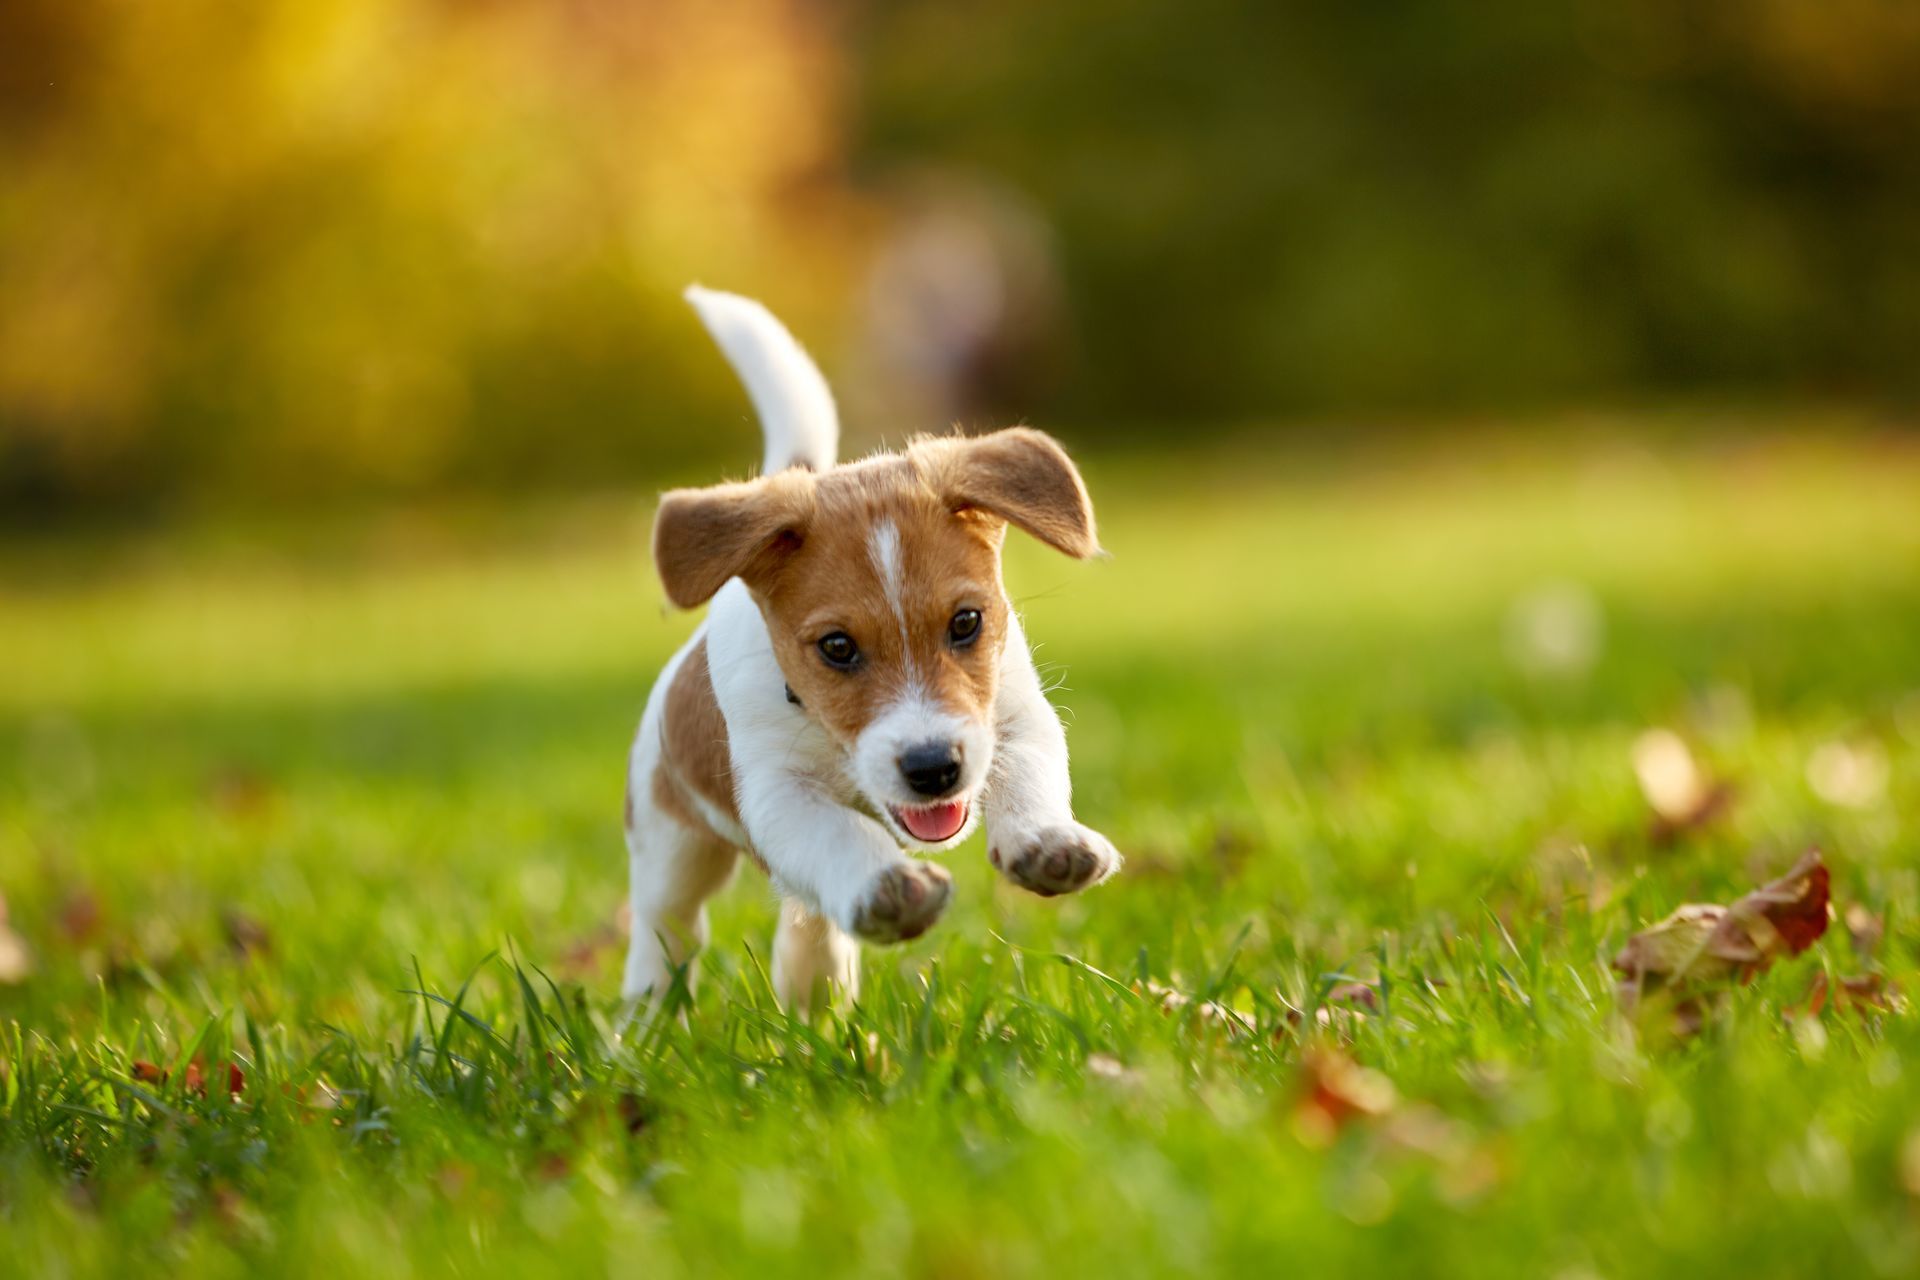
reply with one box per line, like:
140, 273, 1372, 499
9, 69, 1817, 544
3, 0, 1919, 516
858, 0, 1920, 421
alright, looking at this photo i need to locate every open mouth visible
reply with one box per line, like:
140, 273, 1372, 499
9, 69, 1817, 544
889, 799, 970, 843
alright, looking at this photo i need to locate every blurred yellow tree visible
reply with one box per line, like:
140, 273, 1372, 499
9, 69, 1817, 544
0, 0, 863, 512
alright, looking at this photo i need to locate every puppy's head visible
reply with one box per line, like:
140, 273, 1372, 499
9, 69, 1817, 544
654, 428, 1099, 849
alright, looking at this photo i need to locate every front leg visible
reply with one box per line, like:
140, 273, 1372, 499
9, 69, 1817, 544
737, 771, 953, 943
985, 615, 1121, 897
707, 579, 953, 948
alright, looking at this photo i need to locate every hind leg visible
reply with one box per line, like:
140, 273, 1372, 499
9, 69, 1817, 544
621, 793, 738, 1010
772, 897, 861, 1013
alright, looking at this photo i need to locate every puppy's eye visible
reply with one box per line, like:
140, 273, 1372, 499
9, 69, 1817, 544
949, 608, 983, 647
817, 632, 860, 669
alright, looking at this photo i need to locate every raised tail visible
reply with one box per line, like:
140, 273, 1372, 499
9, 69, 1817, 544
684, 285, 839, 474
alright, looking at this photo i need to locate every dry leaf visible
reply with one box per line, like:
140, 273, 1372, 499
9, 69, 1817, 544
1294, 1047, 1397, 1146
1801, 971, 1903, 1018
1614, 851, 1830, 1021
187, 1059, 246, 1098
1632, 729, 1736, 844
133, 1058, 245, 1097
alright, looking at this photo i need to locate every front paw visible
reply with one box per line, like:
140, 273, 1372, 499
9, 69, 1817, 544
990, 823, 1121, 897
850, 861, 953, 943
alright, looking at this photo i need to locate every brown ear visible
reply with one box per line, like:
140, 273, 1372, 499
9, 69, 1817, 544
652, 475, 811, 608
932, 427, 1100, 558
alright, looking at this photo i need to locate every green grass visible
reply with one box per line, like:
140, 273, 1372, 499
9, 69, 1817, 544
3, 426, 1919, 1277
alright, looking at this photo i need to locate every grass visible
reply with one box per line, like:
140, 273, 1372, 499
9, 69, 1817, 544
3, 425, 1919, 1277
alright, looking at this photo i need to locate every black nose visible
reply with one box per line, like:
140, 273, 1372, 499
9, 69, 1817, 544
898, 742, 962, 797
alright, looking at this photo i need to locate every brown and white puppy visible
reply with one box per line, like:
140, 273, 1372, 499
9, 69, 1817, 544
623, 287, 1120, 1011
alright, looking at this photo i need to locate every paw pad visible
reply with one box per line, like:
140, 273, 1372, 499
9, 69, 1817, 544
852, 862, 953, 943
997, 824, 1121, 898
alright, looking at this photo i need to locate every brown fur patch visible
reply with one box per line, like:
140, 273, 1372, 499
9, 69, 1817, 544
658, 639, 740, 831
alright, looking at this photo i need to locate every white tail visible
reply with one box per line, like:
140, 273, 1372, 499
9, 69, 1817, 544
684, 285, 839, 474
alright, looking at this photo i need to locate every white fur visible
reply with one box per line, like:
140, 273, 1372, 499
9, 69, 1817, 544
869, 521, 909, 639
705, 580, 909, 926
622, 289, 1113, 1013
684, 285, 838, 474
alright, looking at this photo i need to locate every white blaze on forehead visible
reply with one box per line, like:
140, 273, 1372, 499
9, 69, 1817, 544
867, 520, 918, 683
867, 520, 907, 629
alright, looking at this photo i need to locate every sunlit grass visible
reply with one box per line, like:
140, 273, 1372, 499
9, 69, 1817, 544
2, 429, 1919, 1276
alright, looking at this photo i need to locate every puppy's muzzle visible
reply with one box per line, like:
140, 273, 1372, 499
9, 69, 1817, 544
897, 741, 963, 799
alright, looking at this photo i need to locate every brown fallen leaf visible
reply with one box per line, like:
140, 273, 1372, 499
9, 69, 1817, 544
133, 1058, 246, 1097
1800, 970, 1903, 1019
1632, 729, 1736, 845
186, 1059, 245, 1098
1294, 1047, 1397, 1146
1614, 851, 1830, 1023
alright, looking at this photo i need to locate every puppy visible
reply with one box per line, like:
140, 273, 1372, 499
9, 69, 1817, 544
623, 286, 1120, 1012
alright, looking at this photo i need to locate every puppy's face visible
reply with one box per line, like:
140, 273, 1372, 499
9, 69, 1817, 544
654, 429, 1099, 849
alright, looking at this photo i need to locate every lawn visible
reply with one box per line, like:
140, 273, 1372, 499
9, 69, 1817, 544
3, 424, 1919, 1277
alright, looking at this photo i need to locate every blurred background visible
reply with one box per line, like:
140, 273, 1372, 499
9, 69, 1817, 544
4, 0, 1919, 524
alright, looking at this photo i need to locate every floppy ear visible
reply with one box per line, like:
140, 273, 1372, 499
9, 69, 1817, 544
652, 476, 810, 608
937, 427, 1101, 558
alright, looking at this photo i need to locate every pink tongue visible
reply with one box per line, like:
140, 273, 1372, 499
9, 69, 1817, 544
900, 801, 967, 842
